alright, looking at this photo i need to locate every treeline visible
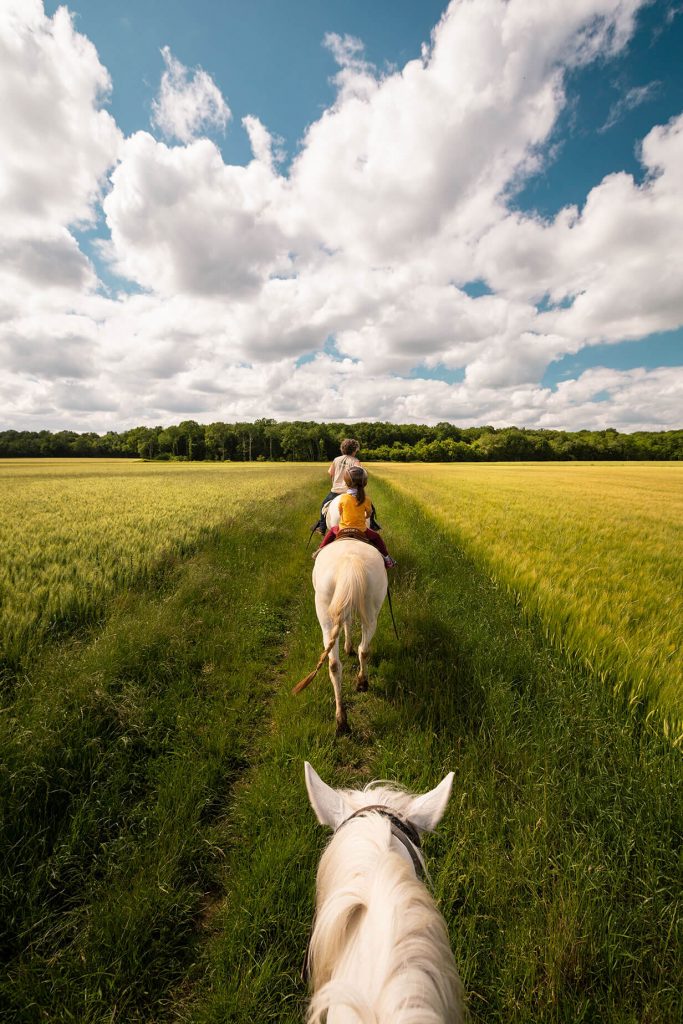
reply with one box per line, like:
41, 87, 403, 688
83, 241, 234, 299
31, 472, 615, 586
1, 420, 682, 461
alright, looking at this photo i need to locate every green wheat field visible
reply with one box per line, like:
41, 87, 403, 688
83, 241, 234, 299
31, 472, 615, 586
1, 459, 681, 1023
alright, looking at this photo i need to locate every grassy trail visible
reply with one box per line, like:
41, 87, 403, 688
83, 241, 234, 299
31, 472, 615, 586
176, 476, 682, 1024
2, 475, 680, 1023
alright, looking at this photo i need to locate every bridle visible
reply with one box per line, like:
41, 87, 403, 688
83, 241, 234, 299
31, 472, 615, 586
336, 804, 425, 880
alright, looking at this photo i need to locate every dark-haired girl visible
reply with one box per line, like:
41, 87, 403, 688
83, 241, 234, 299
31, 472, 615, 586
315, 467, 396, 568
311, 438, 382, 535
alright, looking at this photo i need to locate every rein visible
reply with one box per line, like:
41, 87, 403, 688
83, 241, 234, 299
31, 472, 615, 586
385, 582, 400, 640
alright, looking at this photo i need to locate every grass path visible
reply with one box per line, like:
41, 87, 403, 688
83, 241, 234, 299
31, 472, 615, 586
175, 477, 682, 1024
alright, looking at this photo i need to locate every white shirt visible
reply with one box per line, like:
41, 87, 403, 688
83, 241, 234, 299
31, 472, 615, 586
330, 454, 361, 493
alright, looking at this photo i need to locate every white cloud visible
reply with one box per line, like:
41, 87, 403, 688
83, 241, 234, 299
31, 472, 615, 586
0, 1, 121, 234
151, 46, 231, 144
599, 81, 660, 132
102, 131, 293, 297
475, 113, 683, 349
1, 0, 681, 435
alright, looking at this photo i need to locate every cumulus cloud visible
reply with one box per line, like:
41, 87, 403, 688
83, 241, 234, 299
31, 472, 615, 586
0, 0, 121, 233
102, 132, 293, 298
151, 46, 231, 143
476, 113, 683, 349
1, 0, 681, 434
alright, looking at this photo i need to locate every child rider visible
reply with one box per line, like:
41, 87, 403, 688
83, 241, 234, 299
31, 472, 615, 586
314, 466, 396, 568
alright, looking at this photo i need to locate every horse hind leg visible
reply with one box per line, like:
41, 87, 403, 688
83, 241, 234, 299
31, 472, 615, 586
356, 615, 378, 692
343, 621, 355, 657
331, 656, 349, 734
325, 624, 349, 735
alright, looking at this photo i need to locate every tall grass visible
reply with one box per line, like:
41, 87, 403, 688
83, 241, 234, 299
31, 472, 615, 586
373, 462, 683, 741
1, 463, 680, 1022
0, 460, 310, 678
0, 482, 319, 1023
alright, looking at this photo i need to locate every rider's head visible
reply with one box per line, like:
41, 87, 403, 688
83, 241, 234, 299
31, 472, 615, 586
344, 465, 368, 503
340, 438, 360, 456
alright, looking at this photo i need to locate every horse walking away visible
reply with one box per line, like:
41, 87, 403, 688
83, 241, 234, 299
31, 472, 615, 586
293, 536, 387, 734
303, 762, 464, 1024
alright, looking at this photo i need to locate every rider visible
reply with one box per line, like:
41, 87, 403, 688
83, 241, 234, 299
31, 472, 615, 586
311, 438, 381, 535
314, 466, 396, 569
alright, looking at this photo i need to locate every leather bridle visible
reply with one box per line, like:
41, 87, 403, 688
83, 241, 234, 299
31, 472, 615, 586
336, 804, 425, 879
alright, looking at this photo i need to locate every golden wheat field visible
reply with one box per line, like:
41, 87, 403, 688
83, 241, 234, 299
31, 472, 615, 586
374, 461, 683, 740
0, 459, 319, 674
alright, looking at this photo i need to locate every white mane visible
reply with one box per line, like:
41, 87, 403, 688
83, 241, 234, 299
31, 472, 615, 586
307, 782, 464, 1024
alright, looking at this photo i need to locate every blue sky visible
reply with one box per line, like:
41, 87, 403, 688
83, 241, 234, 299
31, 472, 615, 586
45, 0, 448, 166
3, 0, 683, 431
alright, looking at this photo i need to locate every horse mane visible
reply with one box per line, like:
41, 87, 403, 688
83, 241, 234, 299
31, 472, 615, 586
307, 785, 464, 1024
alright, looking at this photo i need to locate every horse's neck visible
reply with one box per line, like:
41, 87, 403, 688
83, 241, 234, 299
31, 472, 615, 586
310, 817, 461, 1023
312, 818, 411, 996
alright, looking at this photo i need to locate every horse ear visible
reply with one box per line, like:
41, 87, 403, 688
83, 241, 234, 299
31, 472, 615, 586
407, 772, 454, 832
304, 762, 347, 828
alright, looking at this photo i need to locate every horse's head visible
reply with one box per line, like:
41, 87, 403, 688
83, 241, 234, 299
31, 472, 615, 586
303, 762, 463, 1023
304, 761, 454, 834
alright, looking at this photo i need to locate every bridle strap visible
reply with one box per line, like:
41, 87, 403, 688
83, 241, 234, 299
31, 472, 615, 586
336, 805, 424, 878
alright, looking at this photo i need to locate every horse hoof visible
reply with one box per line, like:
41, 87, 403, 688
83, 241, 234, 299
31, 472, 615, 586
336, 719, 351, 736
356, 678, 368, 693
345, 647, 356, 657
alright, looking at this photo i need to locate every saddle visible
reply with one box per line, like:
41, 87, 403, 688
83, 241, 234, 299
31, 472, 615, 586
336, 528, 371, 544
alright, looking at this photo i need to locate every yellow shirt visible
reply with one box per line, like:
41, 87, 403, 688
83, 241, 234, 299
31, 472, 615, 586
338, 493, 372, 531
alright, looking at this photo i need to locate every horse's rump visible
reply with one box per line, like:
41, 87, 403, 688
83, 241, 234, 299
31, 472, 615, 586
293, 543, 386, 700
327, 550, 369, 629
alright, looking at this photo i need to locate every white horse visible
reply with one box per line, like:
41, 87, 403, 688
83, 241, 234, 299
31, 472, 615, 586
304, 762, 464, 1024
293, 538, 387, 734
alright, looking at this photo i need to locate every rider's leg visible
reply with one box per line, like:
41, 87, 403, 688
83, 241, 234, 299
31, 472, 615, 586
313, 491, 338, 533
365, 528, 390, 558
318, 526, 339, 549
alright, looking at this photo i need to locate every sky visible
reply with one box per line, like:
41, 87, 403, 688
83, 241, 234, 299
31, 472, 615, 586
1, 0, 682, 433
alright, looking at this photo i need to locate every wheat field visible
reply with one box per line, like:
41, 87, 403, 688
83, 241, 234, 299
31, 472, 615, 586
374, 462, 683, 741
0, 459, 316, 675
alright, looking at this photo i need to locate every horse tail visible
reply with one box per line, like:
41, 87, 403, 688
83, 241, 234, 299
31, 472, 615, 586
292, 553, 366, 695
307, 980, 378, 1024
292, 627, 341, 694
